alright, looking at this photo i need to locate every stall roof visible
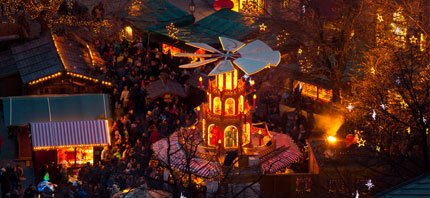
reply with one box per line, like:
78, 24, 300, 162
375, 172, 430, 197
11, 35, 64, 84
148, 9, 255, 44
31, 120, 110, 150
2, 94, 110, 127
152, 132, 222, 178
125, 0, 194, 31
8, 34, 106, 84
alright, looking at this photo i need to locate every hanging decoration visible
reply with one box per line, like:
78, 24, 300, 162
377, 14, 383, 22
166, 23, 179, 39
371, 110, 377, 120
365, 179, 374, 190
276, 30, 290, 47
376, 145, 381, 152
66, 0, 74, 15
357, 138, 366, 147
346, 103, 354, 112
259, 23, 267, 32
409, 36, 418, 44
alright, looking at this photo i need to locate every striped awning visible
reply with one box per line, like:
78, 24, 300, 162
30, 120, 110, 150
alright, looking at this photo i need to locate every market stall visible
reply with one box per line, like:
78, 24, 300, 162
30, 120, 110, 168
293, 80, 333, 102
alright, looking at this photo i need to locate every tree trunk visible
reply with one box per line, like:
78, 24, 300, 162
332, 87, 341, 103
421, 128, 429, 171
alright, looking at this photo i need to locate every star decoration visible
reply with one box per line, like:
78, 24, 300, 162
409, 36, 418, 44
407, 127, 411, 134
304, 145, 309, 153
365, 179, 375, 190
371, 67, 376, 74
346, 103, 354, 112
380, 103, 387, 110
377, 14, 383, 22
400, 100, 408, 109
259, 23, 267, 31
396, 77, 401, 85
376, 146, 381, 152
357, 138, 366, 147
371, 110, 377, 120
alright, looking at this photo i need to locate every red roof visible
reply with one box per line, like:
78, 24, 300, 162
152, 132, 222, 178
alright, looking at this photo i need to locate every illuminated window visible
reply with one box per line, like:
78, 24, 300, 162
242, 123, 251, 146
217, 74, 224, 90
233, 69, 238, 89
238, 95, 244, 113
58, 147, 93, 167
214, 97, 222, 115
202, 119, 206, 140
225, 98, 235, 115
208, 124, 215, 146
208, 93, 212, 111
226, 72, 232, 90
224, 126, 238, 148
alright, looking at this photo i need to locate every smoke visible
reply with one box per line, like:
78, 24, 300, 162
313, 113, 344, 136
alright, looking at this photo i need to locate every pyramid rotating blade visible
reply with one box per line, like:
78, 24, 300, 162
186, 42, 222, 53
239, 51, 281, 67
179, 58, 220, 68
208, 60, 235, 76
174, 53, 217, 58
219, 37, 245, 52
237, 39, 273, 55
234, 58, 270, 76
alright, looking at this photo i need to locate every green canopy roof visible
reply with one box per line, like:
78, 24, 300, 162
376, 172, 430, 197
148, 9, 255, 44
2, 94, 110, 126
125, 0, 194, 31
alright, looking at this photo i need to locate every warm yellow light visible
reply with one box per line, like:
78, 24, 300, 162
258, 130, 262, 135
199, 76, 203, 82
125, 26, 133, 39
251, 80, 255, 86
196, 106, 200, 111
327, 136, 337, 144
218, 139, 222, 144
253, 94, 257, 99
226, 72, 232, 90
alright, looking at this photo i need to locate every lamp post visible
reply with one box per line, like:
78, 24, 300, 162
189, 0, 196, 16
